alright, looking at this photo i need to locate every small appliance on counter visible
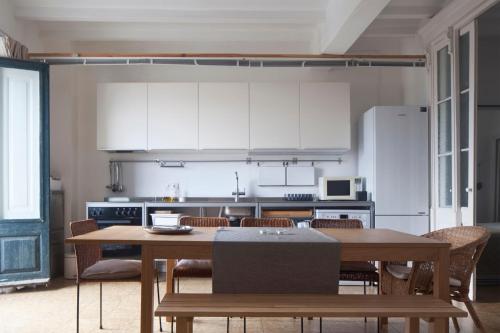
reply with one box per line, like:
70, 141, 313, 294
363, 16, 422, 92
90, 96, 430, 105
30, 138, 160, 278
318, 176, 357, 200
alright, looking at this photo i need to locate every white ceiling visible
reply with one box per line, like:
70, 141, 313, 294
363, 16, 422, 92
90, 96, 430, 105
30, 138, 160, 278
10, 0, 451, 53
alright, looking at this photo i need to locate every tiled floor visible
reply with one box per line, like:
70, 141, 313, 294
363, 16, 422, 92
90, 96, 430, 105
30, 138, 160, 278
0, 277, 498, 333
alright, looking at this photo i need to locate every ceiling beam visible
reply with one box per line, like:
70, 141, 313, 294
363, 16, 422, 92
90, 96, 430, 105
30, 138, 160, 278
320, 0, 391, 53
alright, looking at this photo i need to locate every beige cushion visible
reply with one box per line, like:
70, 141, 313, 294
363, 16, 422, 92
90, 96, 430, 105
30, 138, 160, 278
450, 277, 462, 287
387, 265, 463, 288
386, 264, 411, 280
81, 259, 141, 280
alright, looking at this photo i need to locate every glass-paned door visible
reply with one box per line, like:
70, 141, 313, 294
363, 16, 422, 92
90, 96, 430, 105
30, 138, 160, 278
458, 22, 476, 227
0, 58, 50, 286
434, 39, 456, 230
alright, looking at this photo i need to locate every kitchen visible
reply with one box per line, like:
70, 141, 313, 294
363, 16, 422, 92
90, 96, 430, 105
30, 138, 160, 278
1, 0, 499, 332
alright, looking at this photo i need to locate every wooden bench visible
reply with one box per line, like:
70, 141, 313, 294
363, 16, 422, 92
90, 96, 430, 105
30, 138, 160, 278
156, 294, 467, 333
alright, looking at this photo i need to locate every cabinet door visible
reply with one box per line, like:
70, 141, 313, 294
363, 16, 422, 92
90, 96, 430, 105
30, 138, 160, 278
97, 83, 148, 150
148, 83, 198, 150
250, 82, 299, 149
199, 83, 249, 149
299, 82, 350, 150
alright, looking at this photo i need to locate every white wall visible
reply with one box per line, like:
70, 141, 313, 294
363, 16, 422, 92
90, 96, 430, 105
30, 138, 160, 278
50, 64, 427, 224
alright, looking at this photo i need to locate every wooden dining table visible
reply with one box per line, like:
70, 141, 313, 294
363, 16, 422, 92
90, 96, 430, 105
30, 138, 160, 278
66, 226, 451, 333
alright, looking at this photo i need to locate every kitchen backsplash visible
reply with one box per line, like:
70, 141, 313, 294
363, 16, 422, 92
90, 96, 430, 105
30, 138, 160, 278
107, 152, 357, 199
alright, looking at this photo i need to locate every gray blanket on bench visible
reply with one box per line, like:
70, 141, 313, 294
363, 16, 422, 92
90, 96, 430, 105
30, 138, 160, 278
212, 228, 340, 294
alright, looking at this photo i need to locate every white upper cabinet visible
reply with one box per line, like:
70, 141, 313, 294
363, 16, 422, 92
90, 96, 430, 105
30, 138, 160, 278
148, 83, 198, 150
250, 83, 300, 149
97, 83, 148, 150
299, 82, 350, 150
96, 81, 351, 152
198, 82, 249, 149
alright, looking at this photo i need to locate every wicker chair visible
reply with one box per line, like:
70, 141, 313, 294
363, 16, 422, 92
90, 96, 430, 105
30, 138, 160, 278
380, 226, 491, 331
240, 217, 294, 228
71, 219, 163, 333
310, 219, 378, 328
310, 219, 379, 293
172, 217, 230, 290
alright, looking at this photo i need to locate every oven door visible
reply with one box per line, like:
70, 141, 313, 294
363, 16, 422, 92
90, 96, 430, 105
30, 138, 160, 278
96, 219, 141, 257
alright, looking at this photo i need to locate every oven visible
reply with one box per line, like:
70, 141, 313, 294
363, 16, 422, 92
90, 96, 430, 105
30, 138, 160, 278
86, 202, 144, 257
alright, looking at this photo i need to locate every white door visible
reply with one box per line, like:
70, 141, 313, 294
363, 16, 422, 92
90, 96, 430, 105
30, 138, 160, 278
432, 37, 457, 230
97, 83, 148, 151
148, 83, 198, 150
299, 82, 350, 150
457, 22, 476, 227
198, 83, 249, 149
249, 82, 299, 149
374, 107, 429, 216
0, 60, 50, 286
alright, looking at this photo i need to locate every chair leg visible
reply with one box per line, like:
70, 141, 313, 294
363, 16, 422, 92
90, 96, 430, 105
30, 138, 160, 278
452, 317, 460, 332
99, 282, 103, 329
76, 282, 80, 333
300, 317, 303, 333
364, 281, 367, 322
177, 277, 180, 293
319, 317, 322, 333
243, 317, 246, 333
463, 296, 484, 330
227, 317, 230, 333
157, 274, 163, 332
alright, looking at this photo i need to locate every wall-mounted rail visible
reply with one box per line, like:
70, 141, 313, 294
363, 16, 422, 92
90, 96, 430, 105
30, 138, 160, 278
28, 52, 426, 68
110, 157, 343, 168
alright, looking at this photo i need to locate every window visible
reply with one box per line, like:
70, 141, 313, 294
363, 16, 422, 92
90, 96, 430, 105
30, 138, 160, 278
436, 46, 453, 207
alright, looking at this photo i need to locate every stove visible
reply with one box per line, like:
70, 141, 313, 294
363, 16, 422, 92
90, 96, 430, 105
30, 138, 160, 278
86, 202, 144, 257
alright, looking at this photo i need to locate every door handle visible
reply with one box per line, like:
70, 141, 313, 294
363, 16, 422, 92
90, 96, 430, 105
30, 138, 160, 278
465, 188, 473, 193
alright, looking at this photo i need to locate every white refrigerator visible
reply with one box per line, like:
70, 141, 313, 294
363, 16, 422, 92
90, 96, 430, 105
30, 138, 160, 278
358, 106, 429, 235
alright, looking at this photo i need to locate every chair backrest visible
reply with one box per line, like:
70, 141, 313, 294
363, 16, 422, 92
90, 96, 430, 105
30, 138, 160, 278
423, 226, 490, 292
70, 219, 102, 280
179, 216, 230, 227
240, 217, 294, 228
310, 219, 363, 229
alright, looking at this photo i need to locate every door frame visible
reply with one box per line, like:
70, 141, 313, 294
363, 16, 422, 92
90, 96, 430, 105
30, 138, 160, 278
0, 57, 50, 286
456, 21, 477, 228
430, 34, 458, 231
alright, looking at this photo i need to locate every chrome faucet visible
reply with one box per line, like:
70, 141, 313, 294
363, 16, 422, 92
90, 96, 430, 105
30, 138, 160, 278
232, 171, 246, 202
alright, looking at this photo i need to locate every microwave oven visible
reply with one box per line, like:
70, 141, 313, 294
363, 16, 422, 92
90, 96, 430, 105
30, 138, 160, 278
318, 177, 357, 200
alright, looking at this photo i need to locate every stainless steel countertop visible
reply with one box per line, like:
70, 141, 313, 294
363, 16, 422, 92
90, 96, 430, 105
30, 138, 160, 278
102, 197, 374, 208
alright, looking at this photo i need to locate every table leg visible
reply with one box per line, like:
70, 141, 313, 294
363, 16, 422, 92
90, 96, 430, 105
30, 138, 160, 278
141, 245, 154, 333
176, 317, 194, 333
378, 261, 389, 333
165, 259, 176, 322
430, 247, 450, 333
404, 318, 419, 333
